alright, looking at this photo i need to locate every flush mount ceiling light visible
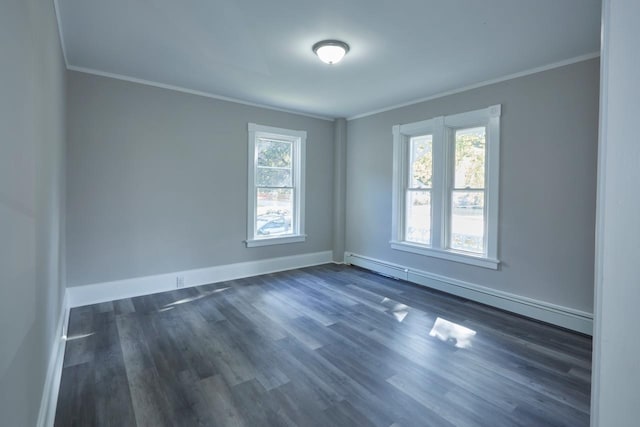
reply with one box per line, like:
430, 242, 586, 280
312, 40, 350, 65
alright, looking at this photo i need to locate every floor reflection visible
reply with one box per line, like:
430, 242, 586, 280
63, 332, 95, 341
429, 317, 476, 348
381, 297, 410, 322
163, 286, 230, 308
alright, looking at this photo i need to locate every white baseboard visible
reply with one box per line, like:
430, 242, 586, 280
37, 292, 70, 427
344, 252, 593, 335
67, 251, 333, 308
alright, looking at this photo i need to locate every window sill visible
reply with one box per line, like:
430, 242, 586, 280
246, 235, 306, 248
390, 241, 500, 270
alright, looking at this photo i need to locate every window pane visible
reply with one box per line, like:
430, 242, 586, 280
257, 188, 293, 237
450, 191, 485, 253
257, 139, 292, 168
256, 167, 291, 187
409, 135, 433, 188
454, 127, 485, 189
405, 191, 431, 245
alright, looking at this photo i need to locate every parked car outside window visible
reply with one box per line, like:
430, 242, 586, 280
256, 214, 291, 236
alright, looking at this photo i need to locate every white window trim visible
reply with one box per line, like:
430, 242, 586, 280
246, 123, 306, 248
390, 105, 501, 269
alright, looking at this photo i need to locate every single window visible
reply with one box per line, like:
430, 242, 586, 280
391, 105, 501, 269
246, 124, 306, 247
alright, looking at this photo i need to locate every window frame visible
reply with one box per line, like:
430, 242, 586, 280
246, 123, 306, 248
402, 132, 433, 246
390, 105, 501, 269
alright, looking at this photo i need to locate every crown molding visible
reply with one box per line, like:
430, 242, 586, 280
347, 52, 601, 121
66, 65, 336, 121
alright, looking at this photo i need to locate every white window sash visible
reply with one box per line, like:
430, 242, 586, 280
391, 105, 500, 268
246, 123, 306, 247
444, 125, 488, 255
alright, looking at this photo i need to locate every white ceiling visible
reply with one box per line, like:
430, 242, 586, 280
56, 0, 601, 119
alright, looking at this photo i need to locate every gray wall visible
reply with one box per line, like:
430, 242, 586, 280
591, 0, 640, 425
0, 0, 67, 425
66, 72, 335, 286
345, 59, 599, 313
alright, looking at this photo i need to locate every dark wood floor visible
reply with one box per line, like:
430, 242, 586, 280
55, 264, 592, 427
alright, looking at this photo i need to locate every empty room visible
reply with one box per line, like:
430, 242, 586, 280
2, 0, 639, 426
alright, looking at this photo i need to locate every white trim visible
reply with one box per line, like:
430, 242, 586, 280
391, 105, 500, 265
37, 292, 70, 427
344, 252, 593, 335
66, 66, 335, 122
590, 1, 610, 423
63, 54, 598, 123
444, 106, 500, 259
396, 117, 439, 136
347, 52, 601, 121
485, 106, 501, 259
247, 123, 307, 247
52, 0, 69, 67
390, 241, 499, 269
347, 253, 410, 280
391, 118, 442, 247
248, 123, 307, 139
390, 125, 405, 244
66, 251, 333, 308
297, 130, 307, 241
432, 117, 446, 248
246, 235, 306, 247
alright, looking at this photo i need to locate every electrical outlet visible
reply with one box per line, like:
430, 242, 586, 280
176, 276, 185, 288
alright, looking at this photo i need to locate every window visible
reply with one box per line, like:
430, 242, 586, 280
391, 105, 501, 269
246, 123, 306, 247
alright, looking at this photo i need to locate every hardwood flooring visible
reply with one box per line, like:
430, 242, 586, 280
54, 264, 592, 426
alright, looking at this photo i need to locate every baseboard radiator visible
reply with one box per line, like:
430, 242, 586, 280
344, 252, 593, 335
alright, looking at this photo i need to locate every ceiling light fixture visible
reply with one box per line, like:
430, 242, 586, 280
312, 40, 350, 65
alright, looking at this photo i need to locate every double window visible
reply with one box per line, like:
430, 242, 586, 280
391, 105, 501, 268
246, 123, 306, 247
